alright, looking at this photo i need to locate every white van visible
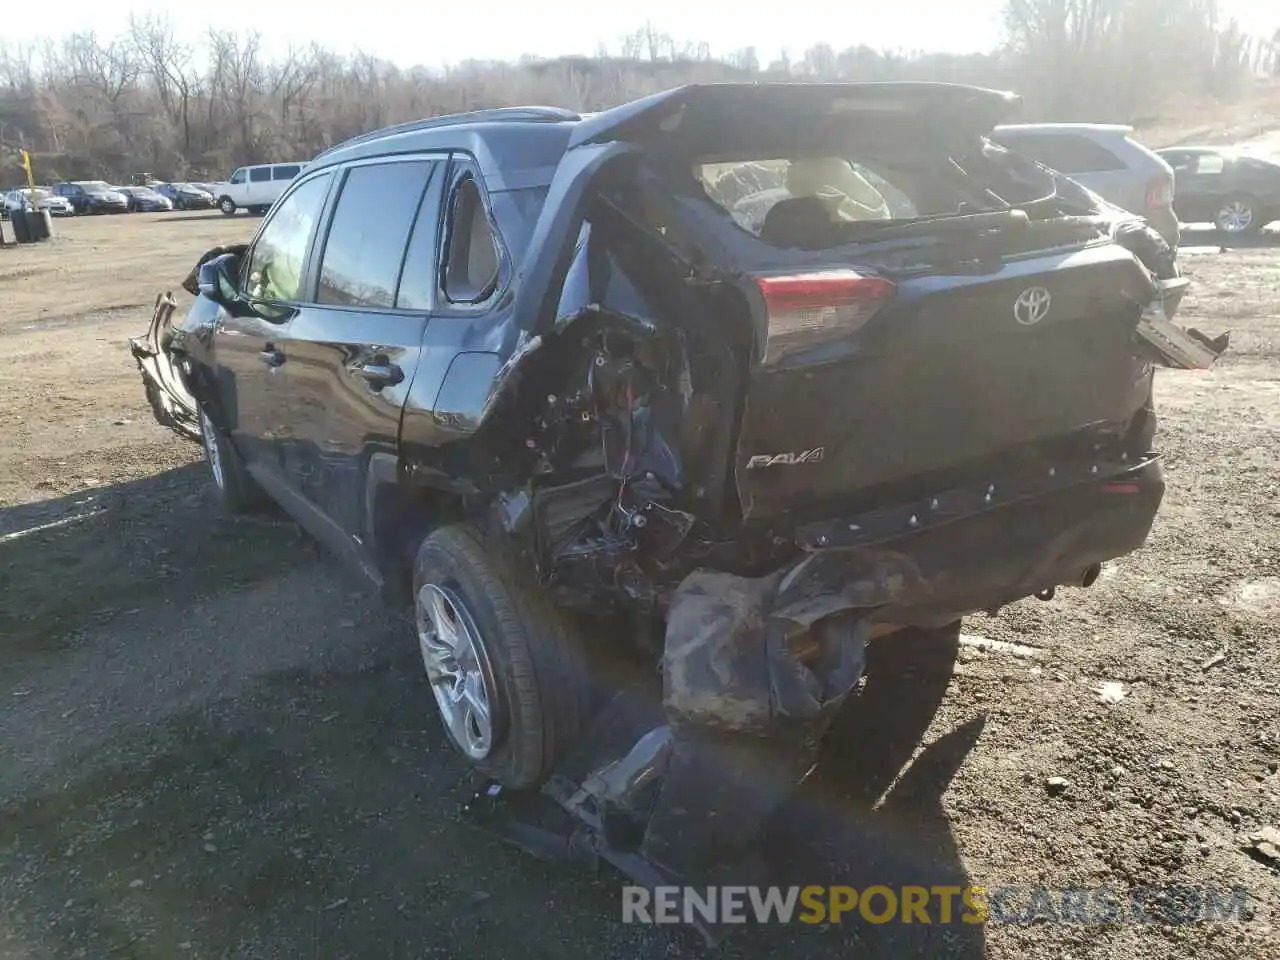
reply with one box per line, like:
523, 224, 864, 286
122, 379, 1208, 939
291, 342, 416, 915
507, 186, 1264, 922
213, 162, 308, 215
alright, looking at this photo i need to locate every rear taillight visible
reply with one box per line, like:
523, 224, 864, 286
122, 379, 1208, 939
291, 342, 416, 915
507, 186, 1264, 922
756, 270, 896, 365
1146, 174, 1174, 210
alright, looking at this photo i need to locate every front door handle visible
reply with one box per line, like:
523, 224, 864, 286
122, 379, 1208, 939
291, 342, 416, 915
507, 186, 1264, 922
358, 361, 404, 388
260, 344, 285, 367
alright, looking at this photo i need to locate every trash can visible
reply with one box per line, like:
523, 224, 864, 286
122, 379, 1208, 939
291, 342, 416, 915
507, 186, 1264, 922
25, 208, 52, 242
11, 207, 52, 244
11, 208, 31, 243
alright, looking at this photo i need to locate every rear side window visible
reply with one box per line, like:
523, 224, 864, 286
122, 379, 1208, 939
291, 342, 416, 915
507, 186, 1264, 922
316, 160, 435, 309
993, 133, 1127, 174
249, 167, 272, 183
442, 177, 500, 304
273, 164, 302, 181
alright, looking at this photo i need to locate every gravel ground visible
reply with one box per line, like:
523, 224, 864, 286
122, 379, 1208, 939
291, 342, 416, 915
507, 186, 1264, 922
1, 197, 1277, 959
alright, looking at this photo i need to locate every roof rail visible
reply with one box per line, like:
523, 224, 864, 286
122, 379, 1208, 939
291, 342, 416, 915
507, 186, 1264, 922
317, 106, 582, 159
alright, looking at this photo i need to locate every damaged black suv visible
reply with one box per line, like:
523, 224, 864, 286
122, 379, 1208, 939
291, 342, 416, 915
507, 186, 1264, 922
131, 83, 1225, 886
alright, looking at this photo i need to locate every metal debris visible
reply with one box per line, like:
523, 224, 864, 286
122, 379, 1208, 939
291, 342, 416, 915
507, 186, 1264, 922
1094, 681, 1128, 704
1201, 646, 1229, 671
958, 633, 1045, 660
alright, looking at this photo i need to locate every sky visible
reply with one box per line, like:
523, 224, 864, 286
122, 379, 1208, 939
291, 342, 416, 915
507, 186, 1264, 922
3, 0, 1277, 69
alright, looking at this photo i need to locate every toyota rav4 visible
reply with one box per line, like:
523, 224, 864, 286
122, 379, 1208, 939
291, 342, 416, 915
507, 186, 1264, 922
130, 82, 1226, 895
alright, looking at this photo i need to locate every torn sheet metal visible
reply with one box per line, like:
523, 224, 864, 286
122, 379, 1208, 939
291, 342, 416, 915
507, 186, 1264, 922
636, 569, 870, 877
661, 568, 870, 733
128, 292, 200, 442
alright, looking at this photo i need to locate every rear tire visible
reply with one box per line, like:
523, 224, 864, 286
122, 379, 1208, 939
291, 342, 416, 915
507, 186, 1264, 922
413, 524, 591, 789
1215, 195, 1260, 235
198, 404, 267, 514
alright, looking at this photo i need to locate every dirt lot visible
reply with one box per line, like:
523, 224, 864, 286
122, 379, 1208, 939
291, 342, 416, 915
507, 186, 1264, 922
2, 201, 1278, 960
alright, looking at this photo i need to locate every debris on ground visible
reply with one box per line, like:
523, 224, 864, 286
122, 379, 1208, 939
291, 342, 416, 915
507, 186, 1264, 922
1094, 680, 1128, 704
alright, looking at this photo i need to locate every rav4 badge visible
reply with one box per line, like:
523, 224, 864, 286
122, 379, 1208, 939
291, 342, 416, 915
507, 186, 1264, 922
746, 448, 826, 469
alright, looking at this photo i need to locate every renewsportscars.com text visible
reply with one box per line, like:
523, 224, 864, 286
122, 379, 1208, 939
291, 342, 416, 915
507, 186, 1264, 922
622, 884, 1251, 926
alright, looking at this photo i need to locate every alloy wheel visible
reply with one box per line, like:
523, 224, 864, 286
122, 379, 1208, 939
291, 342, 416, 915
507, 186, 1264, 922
1216, 200, 1255, 234
415, 582, 501, 760
199, 408, 226, 491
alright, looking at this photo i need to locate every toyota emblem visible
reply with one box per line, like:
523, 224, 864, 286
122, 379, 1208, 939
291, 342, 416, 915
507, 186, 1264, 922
1013, 286, 1052, 326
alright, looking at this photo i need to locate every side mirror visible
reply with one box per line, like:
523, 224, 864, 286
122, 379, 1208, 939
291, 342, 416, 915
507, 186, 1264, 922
197, 253, 240, 306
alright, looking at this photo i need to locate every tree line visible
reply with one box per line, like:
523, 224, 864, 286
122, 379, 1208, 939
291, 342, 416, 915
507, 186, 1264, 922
0, 5, 1276, 186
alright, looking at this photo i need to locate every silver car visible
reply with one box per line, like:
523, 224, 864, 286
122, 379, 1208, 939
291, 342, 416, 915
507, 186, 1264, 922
990, 123, 1179, 249
3, 187, 76, 218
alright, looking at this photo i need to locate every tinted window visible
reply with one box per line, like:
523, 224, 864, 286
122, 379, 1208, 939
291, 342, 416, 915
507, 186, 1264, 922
229, 168, 246, 184
396, 168, 447, 311
244, 173, 332, 303
442, 177, 500, 304
273, 164, 302, 181
249, 167, 272, 183
316, 160, 434, 309
993, 133, 1127, 174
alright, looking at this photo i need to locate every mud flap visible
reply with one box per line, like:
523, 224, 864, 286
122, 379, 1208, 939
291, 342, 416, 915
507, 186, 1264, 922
128, 292, 201, 442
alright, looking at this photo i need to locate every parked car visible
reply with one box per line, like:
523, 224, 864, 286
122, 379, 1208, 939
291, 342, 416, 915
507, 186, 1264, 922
1154, 146, 1280, 235
154, 182, 215, 210
989, 123, 1179, 249
3, 187, 75, 218
130, 84, 1225, 888
210, 162, 306, 215
52, 180, 129, 214
117, 185, 175, 212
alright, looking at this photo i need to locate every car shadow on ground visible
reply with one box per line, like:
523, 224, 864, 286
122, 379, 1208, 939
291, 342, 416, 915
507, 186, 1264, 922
0, 467, 985, 958
0, 465, 314, 668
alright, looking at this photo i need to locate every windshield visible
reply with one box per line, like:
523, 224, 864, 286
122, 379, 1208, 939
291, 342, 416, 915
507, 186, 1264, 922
78, 181, 113, 192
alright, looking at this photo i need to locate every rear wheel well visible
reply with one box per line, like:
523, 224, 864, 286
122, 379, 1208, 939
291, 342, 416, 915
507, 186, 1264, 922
371, 478, 468, 604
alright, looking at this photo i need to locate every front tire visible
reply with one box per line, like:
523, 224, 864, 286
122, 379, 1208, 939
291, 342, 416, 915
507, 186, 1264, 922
198, 405, 267, 514
219, 197, 237, 216
413, 524, 591, 789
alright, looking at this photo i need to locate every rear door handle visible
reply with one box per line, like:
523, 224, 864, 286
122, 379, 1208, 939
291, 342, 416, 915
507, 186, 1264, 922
260, 344, 285, 367
358, 361, 404, 388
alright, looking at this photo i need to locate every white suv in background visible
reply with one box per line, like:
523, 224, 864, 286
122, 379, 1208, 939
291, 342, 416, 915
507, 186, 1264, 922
213, 162, 307, 215
990, 124, 1179, 250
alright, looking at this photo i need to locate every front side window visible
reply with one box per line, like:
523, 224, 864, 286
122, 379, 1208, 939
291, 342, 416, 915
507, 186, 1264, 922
249, 167, 272, 183
442, 176, 500, 304
229, 168, 247, 185
243, 173, 332, 303
316, 160, 435, 308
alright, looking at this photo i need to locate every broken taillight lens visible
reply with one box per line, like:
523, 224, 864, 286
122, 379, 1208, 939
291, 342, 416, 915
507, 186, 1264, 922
756, 270, 896, 365
1146, 175, 1174, 210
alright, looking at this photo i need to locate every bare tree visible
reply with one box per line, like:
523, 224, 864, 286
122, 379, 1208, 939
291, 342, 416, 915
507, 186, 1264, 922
0, 16, 1267, 187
